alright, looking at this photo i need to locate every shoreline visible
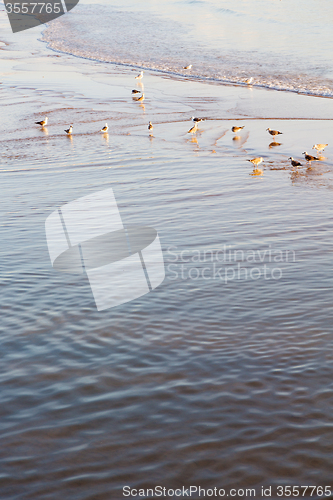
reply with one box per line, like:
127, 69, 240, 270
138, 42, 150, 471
1, 10, 333, 188
40, 1, 333, 100
1, 8, 333, 496
42, 35, 333, 101
0, 10, 332, 125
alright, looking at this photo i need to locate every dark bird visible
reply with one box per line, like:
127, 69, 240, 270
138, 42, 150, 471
132, 89, 140, 94
35, 116, 48, 127
148, 121, 153, 131
267, 127, 283, 139
100, 123, 108, 133
192, 116, 205, 123
303, 151, 319, 162
289, 157, 302, 167
232, 125, 244, 133
64, 125, 73, 135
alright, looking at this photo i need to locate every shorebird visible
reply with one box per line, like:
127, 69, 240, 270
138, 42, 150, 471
100, 123, 108, 133
35, 116, 48, 127
188, 123, 198, 134
134, 93, 145, 102
184, 64, 192, 69
148, 121, 153, 131
267, 128, 283, 139
289, 157, 302, 167
232, 125, 244, 133
192, 116, 205, 123
312, 144, 328, 154
303, 151, 319, 163
135, 71, 144, 80
64, 125, 73, 135
132, 89, 141, 94
245, 77, 254, 85
247, 157, 263, 167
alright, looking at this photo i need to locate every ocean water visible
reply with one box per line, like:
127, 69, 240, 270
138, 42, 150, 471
43, 0, 333, 97
1, 5, 333, 499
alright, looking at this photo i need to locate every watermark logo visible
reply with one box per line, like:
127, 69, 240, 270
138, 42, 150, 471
166, 245, 296, 283
45, 188, 165, 311
4, 0, 79, 33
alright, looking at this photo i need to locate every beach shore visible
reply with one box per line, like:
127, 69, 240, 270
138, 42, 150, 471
1, 11, 333, 163
1, 9, 333, 498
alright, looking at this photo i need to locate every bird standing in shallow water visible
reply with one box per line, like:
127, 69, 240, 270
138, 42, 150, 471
188, 123, 198, 134
232, 125, 244, 133
135, 71, 144, 80
247, 157, 263, 167
134, 93, 145, 102
184, 64, 192, 69
36, 116, 48, 127
148, 121, 153, 131
100, 123, 108, 133
289, 157, 302, 167
303, 152, 319, 163
132, 89, 140, 94
267, 128, 283, 139
65, 125, 73, 135
312, 144, 328, 155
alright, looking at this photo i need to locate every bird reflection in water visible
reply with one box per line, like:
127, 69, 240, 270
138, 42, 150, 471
269, 141, 281, 149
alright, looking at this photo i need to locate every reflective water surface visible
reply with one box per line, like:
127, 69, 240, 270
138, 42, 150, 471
0, 12, 333, 499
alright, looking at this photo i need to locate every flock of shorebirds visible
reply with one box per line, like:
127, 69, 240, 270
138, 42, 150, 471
187, 122, 328, 175
242, 126, 328, 175
35, 69, 329, 175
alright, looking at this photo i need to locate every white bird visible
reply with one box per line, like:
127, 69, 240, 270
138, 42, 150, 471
245, 77, 254, 85
184, 64, 192, 70
247, 157, 263, 166
134, 93, 145, 102
232, 125, 244, 133
148, 121, 153, 131
312, 144, 328, 154
135, 71, 144, 80
188, 123, 198, 134
35, 116, 48, 127
100, 123, 108, 133
64, 125, 73, 135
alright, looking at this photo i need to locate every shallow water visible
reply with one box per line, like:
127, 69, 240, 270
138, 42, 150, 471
41, 0, 333, 97
1, 14, 333, 499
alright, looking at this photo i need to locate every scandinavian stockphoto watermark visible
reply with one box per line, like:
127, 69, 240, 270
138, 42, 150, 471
123, 485, 332, 498
45, 188, 165, 311
166, 245, 296, 283
3, 0, 79, 33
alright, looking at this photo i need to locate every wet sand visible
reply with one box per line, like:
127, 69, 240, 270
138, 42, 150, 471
1, 12, 333, 500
